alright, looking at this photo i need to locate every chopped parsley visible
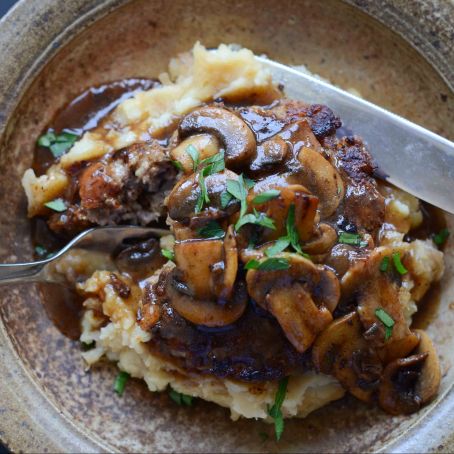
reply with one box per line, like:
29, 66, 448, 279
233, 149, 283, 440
186, 144, 200, 171
252, 189, 281, 204
244, 177, 255, 189
197, 221, 225, 239
161, 248, 175, 262
171, 160, 184, 171
114, 371, 130, 396
379, 256, 390, 273
235, 210, 276, 231
34, 245, 48, 258
268, 377, 288, 441
265, 204, 310, 259
195, 169, 210, 213
392, 251, 408, 275
375, 308, 395, 341
245, 257, 290, 271
220, 191, 233, 209
265, 238, 290, 257
169, 388, 193, 406
338, 231, 367, 247
433, 228, 450, 246
44, 198, 66, 212
37, 130, 78, 158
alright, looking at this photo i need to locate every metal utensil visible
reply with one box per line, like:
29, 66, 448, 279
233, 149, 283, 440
0, 226, 170, 285
258, 56, 454, 214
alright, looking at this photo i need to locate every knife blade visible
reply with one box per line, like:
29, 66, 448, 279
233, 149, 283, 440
258, 56, 454, 214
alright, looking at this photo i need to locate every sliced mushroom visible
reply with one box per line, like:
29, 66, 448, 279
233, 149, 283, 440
170, 134, 221, 174
341, 246, 417, 361
166, 269, 247, 327
250, 136, 289, 173
246, 253, 340, 352
378, 330, 440, 415
249, 184, 319, 242
211, 225, 238, 301
312, 312, 382, 403
174, 238, 223, 300
166, 169, 240, 223
179, 106, 256, 169
302, 223, 337, 255
298, 143, 344, 218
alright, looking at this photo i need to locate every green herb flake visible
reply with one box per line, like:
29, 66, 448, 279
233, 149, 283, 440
375, 307, 395, 341
235, 212, 276, 232
44, 198, 67, 212
268, 377, 289, 441
186, 144, 200, 171
379, 256, 390, 273
265, 238, 290, 257
285, 204, 304, 255
392, 251, 408, 275
171, 160, 184, 171
35, 245, 48, 257
220, 191, 233, 209
433, 228, 450, 246
338, 231, 364, 246
161, 248, 175, 262
38, 130, 78, 157
197, 221, 225, 239
245, 257, 290, 271
199, 150, 225, 175
169, 388, 194, 406
252, 189, 281, 205
244, 177, 256, 190
114, 371, 130, 396
81, 341, 95, 351
195, 170, 210, 213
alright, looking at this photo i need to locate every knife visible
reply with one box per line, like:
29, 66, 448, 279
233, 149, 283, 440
258, 57, 454, 214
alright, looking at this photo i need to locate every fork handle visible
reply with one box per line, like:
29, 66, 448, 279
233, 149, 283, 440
0, 261, 48, 284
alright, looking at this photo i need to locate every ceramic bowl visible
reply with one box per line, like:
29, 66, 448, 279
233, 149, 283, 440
0, 0, 453, 452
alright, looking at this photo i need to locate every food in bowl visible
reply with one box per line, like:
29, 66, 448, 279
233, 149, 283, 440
22, 43, 446, 439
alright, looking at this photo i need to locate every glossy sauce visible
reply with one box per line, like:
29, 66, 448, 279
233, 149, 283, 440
32, 78, 157, 339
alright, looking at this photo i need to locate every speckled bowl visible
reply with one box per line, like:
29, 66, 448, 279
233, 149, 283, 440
0, 0, 454, 452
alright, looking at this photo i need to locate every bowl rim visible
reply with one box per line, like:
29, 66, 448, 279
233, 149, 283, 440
0, 0, 453, 452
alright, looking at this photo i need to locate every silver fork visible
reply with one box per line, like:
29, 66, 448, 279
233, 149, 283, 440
0, 226, 170, 285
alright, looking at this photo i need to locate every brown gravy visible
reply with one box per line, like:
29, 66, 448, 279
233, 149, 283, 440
32, 78, 157, 339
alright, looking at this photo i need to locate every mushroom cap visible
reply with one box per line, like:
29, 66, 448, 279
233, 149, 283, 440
179, 106, 256, 169
166, 269, 247, 327
170, 134, 220, 174
247, 252, 340, 313
166, 169, 240, 223
312, 311, 382, 403
378, 329, 440, 415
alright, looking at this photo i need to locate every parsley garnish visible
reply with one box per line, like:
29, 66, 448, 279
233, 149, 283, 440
171, 160, 184, 171
265, 238, 290, 257
114, 371, 130, 396
194, 151, 226, 213
81, 341, 95, 351
38, 130, 78, 157
235, 210, 276, 231
268, 377, 288, 441
244, 177, 255, 189
379, 256, 390, 272
227, 175, 248, 218
197, 221, 225, 239
245, 257, 290, 271
392, 251, 408, 275
35, 245, 48, 258
220, 191, 233, 209
375, 308, 395, 341
252, 189, 281, 204
44, 198, 66, 212
338, 231, 367, 247
186, 144, 200, 171
161, 248, 175, 261
433, 228, 450, 246
169, 388, 194, 406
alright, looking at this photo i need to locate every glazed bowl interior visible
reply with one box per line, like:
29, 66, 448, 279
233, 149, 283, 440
0, 0, 454, 452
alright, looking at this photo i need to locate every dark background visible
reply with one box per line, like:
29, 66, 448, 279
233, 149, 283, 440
1, 2, 20, 452
0, 0, 18, 17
